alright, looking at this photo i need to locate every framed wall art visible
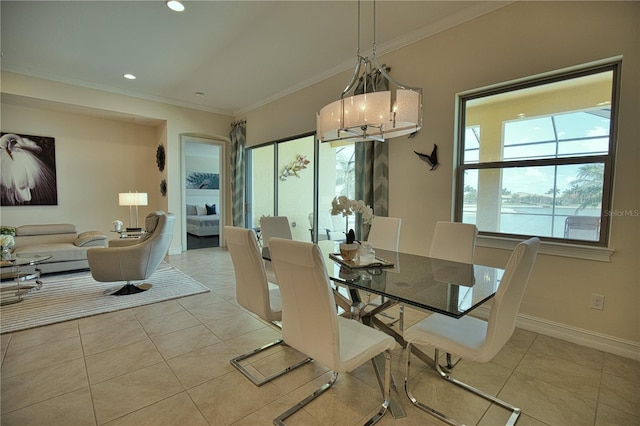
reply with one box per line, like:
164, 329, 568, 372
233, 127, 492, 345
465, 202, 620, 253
186, 171, 219, 190
0, 132, 58, 206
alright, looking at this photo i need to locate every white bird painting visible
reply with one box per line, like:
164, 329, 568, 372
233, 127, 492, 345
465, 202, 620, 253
0, 133, 57, 206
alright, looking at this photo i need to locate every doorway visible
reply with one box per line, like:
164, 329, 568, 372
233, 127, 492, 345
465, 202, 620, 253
181, 136, 224, 250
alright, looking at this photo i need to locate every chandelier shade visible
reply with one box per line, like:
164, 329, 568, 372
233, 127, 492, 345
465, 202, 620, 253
317, 0, 422, 144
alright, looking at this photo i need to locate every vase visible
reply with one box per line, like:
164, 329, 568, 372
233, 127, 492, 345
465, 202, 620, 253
339, 243, 359, 261
1, 246, 12, 261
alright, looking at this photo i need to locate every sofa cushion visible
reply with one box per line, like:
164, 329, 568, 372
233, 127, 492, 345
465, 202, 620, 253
15, 224, 76, 236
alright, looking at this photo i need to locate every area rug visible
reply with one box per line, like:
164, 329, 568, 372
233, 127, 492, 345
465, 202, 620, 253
0, 263, 210, 334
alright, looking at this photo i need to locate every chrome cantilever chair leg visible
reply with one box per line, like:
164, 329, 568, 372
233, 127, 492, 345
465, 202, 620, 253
405, 345, 521, 426
274, 351, 392, 426
231, 336, 313, 387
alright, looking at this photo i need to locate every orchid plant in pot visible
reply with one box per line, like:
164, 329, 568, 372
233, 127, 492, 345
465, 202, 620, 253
331, 196, 374, 260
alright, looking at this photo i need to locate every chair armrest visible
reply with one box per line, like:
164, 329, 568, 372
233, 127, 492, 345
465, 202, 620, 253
74, 231, 108, 247
108, 238, 140, 247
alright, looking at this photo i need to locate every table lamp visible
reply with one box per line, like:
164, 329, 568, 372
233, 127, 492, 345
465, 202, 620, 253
119, 192, 148, 231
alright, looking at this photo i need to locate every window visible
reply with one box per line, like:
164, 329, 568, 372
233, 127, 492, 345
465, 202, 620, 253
455, 61, 619, 246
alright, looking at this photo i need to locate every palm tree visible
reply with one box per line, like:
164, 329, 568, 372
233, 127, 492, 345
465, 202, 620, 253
562, 164, 604, 213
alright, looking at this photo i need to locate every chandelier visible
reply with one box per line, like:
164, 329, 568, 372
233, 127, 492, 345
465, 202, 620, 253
317, 0, 423, 144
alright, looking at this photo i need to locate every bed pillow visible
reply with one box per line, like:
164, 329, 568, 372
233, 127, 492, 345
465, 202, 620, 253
186, 204, 197, 215
206, 204, 216, 215
195, 205, 207, 216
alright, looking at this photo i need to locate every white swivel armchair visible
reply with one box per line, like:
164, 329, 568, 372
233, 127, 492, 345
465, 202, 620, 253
87, 211, 175, 295
225, 226, 312, 386
269, 237, 396, 426
404, 237, 540, 426
259, 216, 292, 283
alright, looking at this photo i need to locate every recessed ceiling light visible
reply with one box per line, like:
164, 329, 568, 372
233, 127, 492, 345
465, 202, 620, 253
166, 0, 185, 12
123, 73, 136, 80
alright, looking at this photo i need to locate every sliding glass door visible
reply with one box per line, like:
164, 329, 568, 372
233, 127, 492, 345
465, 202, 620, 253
246, 134, 356, 243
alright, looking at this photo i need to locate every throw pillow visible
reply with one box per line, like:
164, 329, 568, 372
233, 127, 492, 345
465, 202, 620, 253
206, 204, 216, 215
186, 204, 197, 215
195, 205, 207, 216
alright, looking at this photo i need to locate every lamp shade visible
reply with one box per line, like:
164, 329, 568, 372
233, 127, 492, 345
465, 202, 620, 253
119, 192, 148, 206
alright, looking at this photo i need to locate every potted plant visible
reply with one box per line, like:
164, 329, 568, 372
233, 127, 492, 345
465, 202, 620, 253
331, 196, 374, 261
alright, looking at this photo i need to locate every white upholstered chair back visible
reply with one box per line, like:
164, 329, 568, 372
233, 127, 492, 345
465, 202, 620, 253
260, 216, 292, 248
482, 237, 540, 361
225, 226, 280, 324
269, 238, 340, 369
366, 216, 402, 251
429, 221, 478, 264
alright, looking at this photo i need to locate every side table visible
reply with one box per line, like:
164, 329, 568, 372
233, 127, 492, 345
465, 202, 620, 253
1, 254, 52, 306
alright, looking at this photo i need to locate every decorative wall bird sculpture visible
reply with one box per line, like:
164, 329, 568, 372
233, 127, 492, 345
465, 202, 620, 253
414, 144, 439, 170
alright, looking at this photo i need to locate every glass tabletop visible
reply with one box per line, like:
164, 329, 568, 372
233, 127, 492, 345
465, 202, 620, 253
0, 254, 52, 268
266, 240, 505, 319
331, 247, 504, 318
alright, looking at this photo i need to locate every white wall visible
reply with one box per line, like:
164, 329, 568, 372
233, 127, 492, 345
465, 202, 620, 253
241, 2, 640, 354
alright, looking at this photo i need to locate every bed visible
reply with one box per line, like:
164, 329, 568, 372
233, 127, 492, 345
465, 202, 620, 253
186, 204, 220, 236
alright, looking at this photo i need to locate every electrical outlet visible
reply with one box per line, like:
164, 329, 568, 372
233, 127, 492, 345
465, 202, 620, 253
591, 294, 605, 310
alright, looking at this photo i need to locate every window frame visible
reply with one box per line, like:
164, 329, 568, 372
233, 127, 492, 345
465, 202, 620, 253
454, 59, 621, 253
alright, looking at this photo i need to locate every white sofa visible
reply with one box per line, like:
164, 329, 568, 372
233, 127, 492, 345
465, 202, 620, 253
12, 224, 108, 274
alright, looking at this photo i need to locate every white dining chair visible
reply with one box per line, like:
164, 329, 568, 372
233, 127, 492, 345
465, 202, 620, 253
404, 237, 540, 426
259, 216, 292, 283
225, 226, 312, 386
363, 216, 402, 319
429, 221, 478, 264
269, 237, 396, 426
365, 216, 402, 251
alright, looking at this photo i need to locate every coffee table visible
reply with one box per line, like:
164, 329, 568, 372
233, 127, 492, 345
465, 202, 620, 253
0, 254, 52, 306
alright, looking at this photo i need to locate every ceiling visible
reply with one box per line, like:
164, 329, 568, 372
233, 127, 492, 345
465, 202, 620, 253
1, 1, 508, 117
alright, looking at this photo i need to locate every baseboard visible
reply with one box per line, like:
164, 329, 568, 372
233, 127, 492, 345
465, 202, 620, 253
168, 246, 182, 256
472, 306, 640, 361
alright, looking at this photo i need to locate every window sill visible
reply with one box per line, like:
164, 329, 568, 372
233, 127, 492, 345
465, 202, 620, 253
476, 235, 614, 262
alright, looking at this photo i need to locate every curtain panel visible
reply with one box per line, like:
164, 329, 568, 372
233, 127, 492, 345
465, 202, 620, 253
230, 121, 246, 227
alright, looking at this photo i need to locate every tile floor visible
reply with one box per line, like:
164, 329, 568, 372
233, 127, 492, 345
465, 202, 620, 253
1, 247, 639, 426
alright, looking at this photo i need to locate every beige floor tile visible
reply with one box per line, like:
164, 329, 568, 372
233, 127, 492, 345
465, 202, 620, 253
85, 339, 164, 384
403, 366, 492, 425
203, 311, 269, 340
103, 392, 208, 426
187, 301, 246, 324
78, 310, 137, 335
81, 319, 149, 356
188, 370, 283, 425
0, 358, 88, 413
479, 406, 547, 426
167, 341, 237, 389
2, 335, 84, 378
132, 299, 185, 321
232, 393, 322, 426
91, 362, 184, 424
151, 324, 221, 359
0, 387, 95, 426
499, 371, 596, 425
137, 310, 201, 337
491, 327, 537, 370
603, 351, 640, 382
176, 291, 226, 310
1, 333, 10, 365
596, 402, 640, 426
599, 372, 640, 416
224, 326, 283, 357
516, 351, 601, 400
528, 334, 604, 371
6, 320, 79, 352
